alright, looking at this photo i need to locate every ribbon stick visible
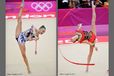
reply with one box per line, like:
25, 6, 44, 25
59, 47, 95, 66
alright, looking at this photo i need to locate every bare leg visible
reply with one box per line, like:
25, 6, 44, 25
86, 2, 96, 72
15, 0, 30, 73
18, 43, 31, 73
15, 0, 24, 38
90, 1, 96, 35
86, 45, 94, 72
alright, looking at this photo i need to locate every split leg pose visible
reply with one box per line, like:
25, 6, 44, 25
71, 1, 97, 72
15, 0, 46, 73
86, 1, 96, 72
15, 0, 31, 73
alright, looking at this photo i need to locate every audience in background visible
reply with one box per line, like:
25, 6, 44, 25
59, 0, 109, 9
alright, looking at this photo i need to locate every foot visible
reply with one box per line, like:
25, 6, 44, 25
86, 68, 88, 72
20, 3, 24, 8
28, 69, 31, 74
27, 67, 31, 74
92, 1, 96, 8
86, 66, 89, 72
20, 0, 24, 8
95, 47, 98, 51
86, 70, 88, 72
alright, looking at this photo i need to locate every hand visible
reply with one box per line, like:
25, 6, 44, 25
35, 50, 37, 55
35, 37, 39, 41
78, 23, 82, 27
95, 47, 98, 51
77, 23, 82, 30
71, 38, 76, 43
89, 42, 95, 46
28, 37, 32, 41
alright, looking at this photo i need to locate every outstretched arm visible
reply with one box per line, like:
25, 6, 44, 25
34, 34, 39, 55
30, 36, 39, 54
71, 24, 82, 43
31, 26, 39, 54
82, 40, 98, 51
82, 40, 95, 46
35, 40, 37, 55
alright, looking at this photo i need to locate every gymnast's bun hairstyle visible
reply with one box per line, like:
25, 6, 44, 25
39, 25, 46, 29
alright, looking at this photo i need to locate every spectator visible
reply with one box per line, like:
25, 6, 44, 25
75, 0, 80, 8
80, 0, 90, 8
72, 0, 77, 8
69, 0, 76, 8
69, 0, 81, 8
58, 0, 107, 9
69, 0, 73, 8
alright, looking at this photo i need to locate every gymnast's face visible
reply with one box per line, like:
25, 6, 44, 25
71, 35, 79, 43
39, 28, 46, 35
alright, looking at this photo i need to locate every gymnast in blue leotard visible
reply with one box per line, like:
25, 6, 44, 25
16, 25, 45, 45
15, 0, 46, 73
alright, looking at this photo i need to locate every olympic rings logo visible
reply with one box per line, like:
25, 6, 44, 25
31, 2, 53, 12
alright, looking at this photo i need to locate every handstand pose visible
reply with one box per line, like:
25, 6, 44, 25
15, 0, 46, 73
71, 1, 97, 72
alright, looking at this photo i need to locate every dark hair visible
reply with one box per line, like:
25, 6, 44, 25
39, 25, 46, 29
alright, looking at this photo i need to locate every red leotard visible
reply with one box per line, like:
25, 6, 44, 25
76, 30, 96, 43
76, 30, 85, 43
88, 31, 96, 43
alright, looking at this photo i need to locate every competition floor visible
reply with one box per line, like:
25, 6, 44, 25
58, 42, 109, 76
6, 18, 56, 76
58, 24, 109, 76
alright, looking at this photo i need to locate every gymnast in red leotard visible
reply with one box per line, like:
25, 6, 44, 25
71, 1, 97, 72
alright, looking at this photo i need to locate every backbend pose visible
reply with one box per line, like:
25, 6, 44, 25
15, 0, 46, 73
71, 1, 97, 72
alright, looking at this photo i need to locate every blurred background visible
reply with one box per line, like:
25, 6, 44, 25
6, 0, 56, 19
58, 0, 109, 9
